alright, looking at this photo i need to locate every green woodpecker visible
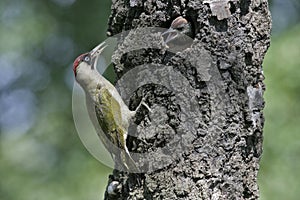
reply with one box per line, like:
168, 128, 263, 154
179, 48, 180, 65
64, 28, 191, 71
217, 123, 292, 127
73, 42, 149, 172
163, 16, 192, 44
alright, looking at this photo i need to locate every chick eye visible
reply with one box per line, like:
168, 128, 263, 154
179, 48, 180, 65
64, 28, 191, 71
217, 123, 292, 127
84, 56, 90, 62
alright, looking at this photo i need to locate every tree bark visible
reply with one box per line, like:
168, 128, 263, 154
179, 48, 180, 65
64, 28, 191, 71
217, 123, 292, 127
104, 0, 271, 199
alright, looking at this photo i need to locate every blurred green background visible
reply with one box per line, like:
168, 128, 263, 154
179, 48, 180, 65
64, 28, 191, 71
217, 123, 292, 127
0, 0, 299, 199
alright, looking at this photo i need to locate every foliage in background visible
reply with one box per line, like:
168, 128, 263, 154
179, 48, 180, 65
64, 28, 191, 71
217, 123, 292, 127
0, 0, 299, 199
259, 25, 300, 200
0, 0, 112, 199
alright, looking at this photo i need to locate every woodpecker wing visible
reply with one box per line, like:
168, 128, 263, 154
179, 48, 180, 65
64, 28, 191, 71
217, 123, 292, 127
94, 86, 127, 150
94, 86, 139, 171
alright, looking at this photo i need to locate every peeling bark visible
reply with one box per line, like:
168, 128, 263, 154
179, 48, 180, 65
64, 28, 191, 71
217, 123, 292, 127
104, 0, 271, 199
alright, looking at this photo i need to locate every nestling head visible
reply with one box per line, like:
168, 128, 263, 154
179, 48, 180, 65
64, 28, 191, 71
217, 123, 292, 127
163, 16, 192, 44
170, 16, 190, 33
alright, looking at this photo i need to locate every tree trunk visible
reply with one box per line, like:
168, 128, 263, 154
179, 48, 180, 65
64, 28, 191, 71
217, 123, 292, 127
104, 0, 271, 199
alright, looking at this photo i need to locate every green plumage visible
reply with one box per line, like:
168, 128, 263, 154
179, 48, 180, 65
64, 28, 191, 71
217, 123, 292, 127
94, 85, 138, 171
95, 86, 126, 149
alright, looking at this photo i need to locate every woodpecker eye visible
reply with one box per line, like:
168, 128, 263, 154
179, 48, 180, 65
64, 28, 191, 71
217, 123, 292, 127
176, 27, 184, 31
84, 55, 90, 62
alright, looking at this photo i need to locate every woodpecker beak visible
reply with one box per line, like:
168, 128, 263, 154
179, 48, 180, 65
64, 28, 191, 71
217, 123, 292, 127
162, 28, 178, 44
90, 41, 107, 69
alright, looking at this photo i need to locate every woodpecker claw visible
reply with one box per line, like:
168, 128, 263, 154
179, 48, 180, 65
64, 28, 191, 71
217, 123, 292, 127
135, 97, 152, 113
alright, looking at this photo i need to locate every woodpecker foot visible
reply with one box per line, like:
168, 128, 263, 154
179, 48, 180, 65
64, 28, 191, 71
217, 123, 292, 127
135, 97, 152, 113
141, 101, 152, 113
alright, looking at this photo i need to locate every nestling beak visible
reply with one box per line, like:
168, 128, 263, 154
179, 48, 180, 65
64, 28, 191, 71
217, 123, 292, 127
90, 41, 107, 69
162, 28, 178, 44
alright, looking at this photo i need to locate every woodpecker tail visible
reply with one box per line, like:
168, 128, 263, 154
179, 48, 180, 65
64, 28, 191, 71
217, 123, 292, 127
120, 150, 140, 173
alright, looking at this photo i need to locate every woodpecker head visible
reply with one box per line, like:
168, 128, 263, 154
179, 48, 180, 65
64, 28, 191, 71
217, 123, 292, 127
73, 42, 107, 87
163, 16, 192, 44
73, 42, 106, 76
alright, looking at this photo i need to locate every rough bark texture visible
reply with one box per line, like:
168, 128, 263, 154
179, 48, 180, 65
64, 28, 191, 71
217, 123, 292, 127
104, 0, 271, 199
